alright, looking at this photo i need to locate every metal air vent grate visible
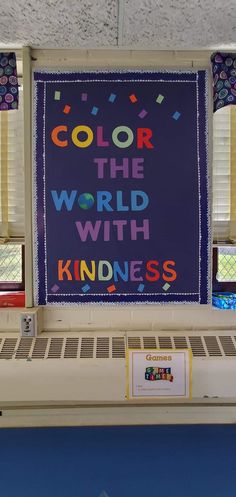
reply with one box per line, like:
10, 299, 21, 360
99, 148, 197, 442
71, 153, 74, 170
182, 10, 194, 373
204, 336, 222, 356
31, 338, 48, 359
64, 338, 79, 358
173, 336, 188, 349
188, 336, 206, 357
80, 337, 94, 358
112, 337, 125, 358
0, 334, 235, 360
96, 337, 109, 358
159, 336, 172, 349
15, 338, 33, 359
219, 336, 236, 356
0, 338, 17, 359
47, 338, 63, 358
143, 337, 156, 348
127, 337, 141, 349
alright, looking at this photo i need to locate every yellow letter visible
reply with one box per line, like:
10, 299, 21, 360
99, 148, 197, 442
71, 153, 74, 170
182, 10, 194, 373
72, 125, 93, 148
80, 260, 96, 281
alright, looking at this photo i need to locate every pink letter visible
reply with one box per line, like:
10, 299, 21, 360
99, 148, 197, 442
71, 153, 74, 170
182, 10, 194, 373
132, 158, 144, 178
93, 158, 108, 179
131, 219, 150, 240
110, 158, 129, 178
97, 126, 109, 147
113, 220, 127, 240
75, 220, 102, 241
130, 261, 143, 281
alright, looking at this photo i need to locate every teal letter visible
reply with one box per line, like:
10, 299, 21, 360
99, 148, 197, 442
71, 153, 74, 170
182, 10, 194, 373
131, 191, 149, 211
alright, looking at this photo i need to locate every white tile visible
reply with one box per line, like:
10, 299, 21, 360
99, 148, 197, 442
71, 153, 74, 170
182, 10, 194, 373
1, 0, 117, 48
122, 0, 236, 49
43, 307, 91, 331
90, 307, 132, 329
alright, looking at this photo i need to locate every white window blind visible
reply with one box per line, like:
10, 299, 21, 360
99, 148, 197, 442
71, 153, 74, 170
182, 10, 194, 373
213, 105, 236, 242
0, 84, 24, 239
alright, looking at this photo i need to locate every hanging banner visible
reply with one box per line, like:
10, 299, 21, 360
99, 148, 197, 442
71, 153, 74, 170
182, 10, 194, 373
211, 52, 236, 112
0, 52, 18, 110
33, 70, 209, 305
127, 348, 192, 399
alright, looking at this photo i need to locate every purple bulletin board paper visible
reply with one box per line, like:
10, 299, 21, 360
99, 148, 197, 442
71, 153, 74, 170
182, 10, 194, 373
33, 70, 210, 305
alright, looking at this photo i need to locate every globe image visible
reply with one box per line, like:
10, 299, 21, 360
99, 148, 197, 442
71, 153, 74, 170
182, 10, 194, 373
78, 193, 94, 209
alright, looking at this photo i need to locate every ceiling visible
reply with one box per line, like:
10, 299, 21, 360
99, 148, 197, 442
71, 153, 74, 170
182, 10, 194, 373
0, 0, 236, 50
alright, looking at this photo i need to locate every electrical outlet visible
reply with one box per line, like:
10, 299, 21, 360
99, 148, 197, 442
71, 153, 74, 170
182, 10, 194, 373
20, 313, 37, 337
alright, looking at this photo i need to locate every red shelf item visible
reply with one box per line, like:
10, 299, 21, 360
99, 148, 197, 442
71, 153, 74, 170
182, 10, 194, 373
0, 291, 25, 307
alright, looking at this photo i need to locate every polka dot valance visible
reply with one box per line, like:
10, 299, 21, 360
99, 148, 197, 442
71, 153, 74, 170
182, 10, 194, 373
0, 53, 18, 111
211, 52, 236, 112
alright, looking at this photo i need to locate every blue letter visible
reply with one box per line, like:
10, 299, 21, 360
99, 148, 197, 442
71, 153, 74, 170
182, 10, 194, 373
97, 191, 113, 212
51, 190, 77, 211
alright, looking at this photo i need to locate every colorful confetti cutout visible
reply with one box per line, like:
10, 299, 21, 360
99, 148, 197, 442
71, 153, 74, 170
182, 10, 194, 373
172, 111, 181, 120
156, 94, 164, 104
51, 284, 60, 293
108, 93, 116, 103
162, 283, 171, 291
54, 91, 61, 101
137, 283, 145, 292
91, 106, 99, 115
107, 284, 116, 293
82, 284, 90, 293
81, 92, 87, 101
63, 104, 71, 114
138, 109, 148, 119
129, 94, 137, 103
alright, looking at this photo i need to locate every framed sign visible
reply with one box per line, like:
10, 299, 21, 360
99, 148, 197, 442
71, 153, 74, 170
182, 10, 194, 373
33, 70, 210, 305
127, 348, 192, 399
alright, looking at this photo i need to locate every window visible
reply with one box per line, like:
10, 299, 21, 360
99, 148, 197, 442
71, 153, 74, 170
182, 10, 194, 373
0, 77, 24, 290
213, 105, 236, 291
0, 243, 24, 290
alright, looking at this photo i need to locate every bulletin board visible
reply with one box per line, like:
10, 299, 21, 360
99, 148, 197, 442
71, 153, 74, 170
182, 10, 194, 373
33, 70, 210, 305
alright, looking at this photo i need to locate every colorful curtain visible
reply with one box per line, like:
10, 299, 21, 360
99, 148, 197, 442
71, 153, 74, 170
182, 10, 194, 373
0, 53, 18, 111
211, 52, 236, 112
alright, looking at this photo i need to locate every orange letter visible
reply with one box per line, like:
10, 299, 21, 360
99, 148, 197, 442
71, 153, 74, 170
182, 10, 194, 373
145, 260, 160, 281
162, 260, 177, 282
58, 260, 72, 280
51, 125, 68, 147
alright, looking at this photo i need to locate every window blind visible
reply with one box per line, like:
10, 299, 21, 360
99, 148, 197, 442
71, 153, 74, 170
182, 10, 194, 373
213, 105, 236, 242
230, 106, 236, 240
0, 84, 24, 239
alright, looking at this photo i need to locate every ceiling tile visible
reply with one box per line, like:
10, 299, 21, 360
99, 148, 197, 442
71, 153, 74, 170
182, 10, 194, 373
122, 0, 236, 49
0, 0, 118, 48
